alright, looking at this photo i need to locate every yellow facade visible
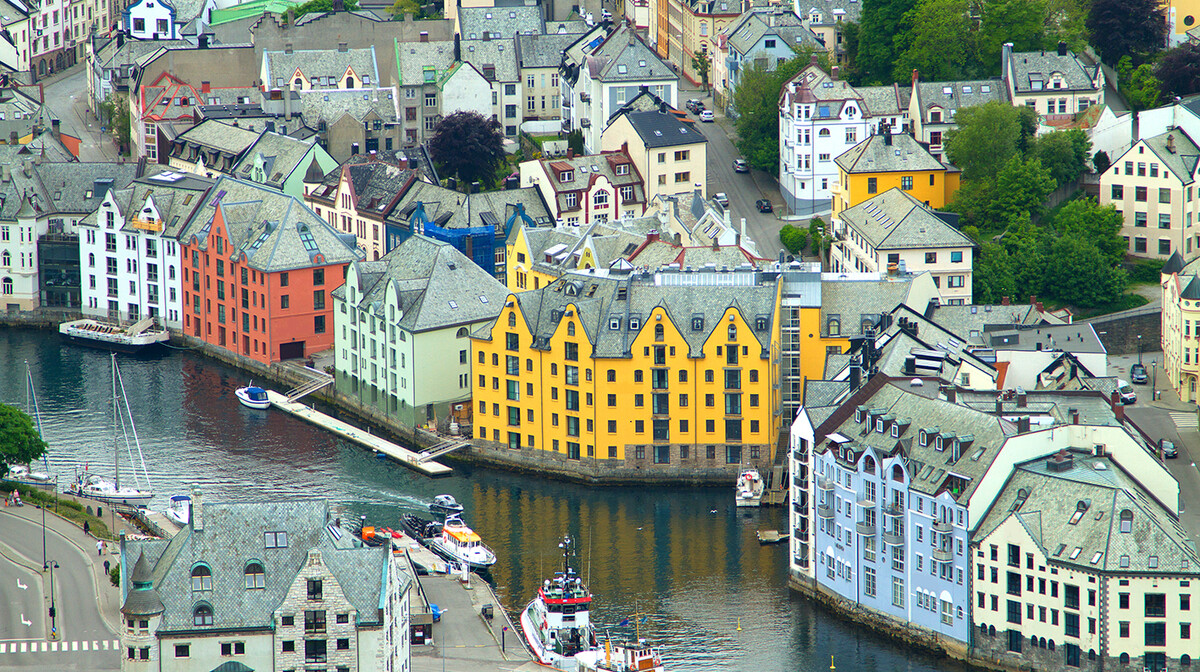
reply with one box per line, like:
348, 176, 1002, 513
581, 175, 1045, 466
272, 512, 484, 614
506, 228, 562, 292
831, 168, 960, 219
470, 277, 783, 471
1162, 263, 1200, 402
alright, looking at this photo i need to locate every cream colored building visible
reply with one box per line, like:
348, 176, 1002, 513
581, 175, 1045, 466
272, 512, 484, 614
1100, 128, 1200, 259
1161, 251, 1200, 402
519, 149, 648, 225
602, 108, 708, 199
829, 188, 976, 304
1002, 42, 1104, 122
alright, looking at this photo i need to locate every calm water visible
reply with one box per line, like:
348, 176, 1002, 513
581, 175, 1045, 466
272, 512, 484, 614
0, 328, 960, 672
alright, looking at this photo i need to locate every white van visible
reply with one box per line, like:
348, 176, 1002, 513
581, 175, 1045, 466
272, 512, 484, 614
1116, 379, 1137, 405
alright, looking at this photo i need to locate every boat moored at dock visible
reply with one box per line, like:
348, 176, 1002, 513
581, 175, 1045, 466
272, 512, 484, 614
575, 639, 666, 672
521, 535, 598, 666
235, 385, 271, 409
400, 513, 496, 570
735, 469, 764, 507
59, 317, 169, 354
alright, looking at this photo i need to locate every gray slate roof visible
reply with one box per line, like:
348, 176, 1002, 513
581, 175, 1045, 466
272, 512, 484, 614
297, 87, 399, 124
461, 38, 519, 83
33, 162, 145, 217
459, 4, 543, 39
232, 132, 319, 189
584, 24, 674, 83
819, 277, 920, 337
838, 188, 975, 250
517, 33, 580, 69
618, 110, 707, 148
912, 79, 1006, 116
723, 8, 820, 56
122, 499, 390, 631
179, 175, 364, 272
332, 235, 509, 333
388, 182, 553, 232
174, 118, 261, 155
308, 157, 415, 218
1138, 127, 1200, 184
976, 455, 1198, 574
395, 41, 456, 87
834, 131, 945, 173
263, 47, 380, 89
797, 0, 861, 25
1007, 49, 1101, 93
83, 171, 215, 238
477, 269, 778, 358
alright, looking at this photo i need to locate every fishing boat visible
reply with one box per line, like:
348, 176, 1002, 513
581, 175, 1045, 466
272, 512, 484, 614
520, 535, 598, 666
735, 469, 764, 507
429, 494, 464, 516
67, 354, 153, 508
58, 317, 169, 354
235, 384, 271, 409
400, 513, 496, 570
165, 495, 191, 526
575, 639, 666, 672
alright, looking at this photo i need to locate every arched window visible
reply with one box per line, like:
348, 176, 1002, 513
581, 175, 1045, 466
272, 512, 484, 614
456, 327, 469, 338
892, 464, 904, 482
1119, 509, 1133, 533
88, 253, 95, 267
818, 128, 830, 137
508, 312, 516, 327
1120, 653, 1130, 665
863, 455, 876, 474
988, 625, 995, 637
193, 603, 213, 626
191, 565, 212, 591
727, 325, 737, 341
244, 563, 265, 589
1, 277, 11, 295
1047, 640, 1054, 651
654, 324, 664, 341
567, 322, 575, 336
345, 76, 355, 89
1182, 654, 1191, 666
1088, 650, 1096, 661
1030, 636, 1037, 648
1, 250, 9, 266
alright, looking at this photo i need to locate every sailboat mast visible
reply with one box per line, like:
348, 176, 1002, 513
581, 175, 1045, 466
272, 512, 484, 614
112, 354, 120, 491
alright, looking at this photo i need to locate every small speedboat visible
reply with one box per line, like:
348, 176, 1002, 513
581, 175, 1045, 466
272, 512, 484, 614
5, 465, 54, 491
235, 384, 271, 409
735, 469, 764, 507
429, 494, 464, 516
165, 494, 191, 526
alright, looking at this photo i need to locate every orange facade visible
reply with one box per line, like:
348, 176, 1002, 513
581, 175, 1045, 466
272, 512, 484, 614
182, 207, 349, 364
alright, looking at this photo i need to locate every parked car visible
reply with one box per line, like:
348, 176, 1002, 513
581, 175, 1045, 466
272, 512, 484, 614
1117, 379, 1137, 405
686, 99, 703, 114
733, 159, 750, 173
1160, 439, 1178, 459
713, 193, 729, 208
1130, 363, 1148, 384
755, 199, 773, 212
699, 110, 714, 122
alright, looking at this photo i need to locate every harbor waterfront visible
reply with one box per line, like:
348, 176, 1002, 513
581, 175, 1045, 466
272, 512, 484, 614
0, 328, 963, 672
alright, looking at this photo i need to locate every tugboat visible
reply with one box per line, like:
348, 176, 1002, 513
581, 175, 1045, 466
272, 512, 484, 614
400, 513, 496, 570
735, 469, 764, 507
520, 535, 598, 666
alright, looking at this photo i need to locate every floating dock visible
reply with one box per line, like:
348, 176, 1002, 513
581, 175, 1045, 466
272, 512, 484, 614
757, 529, 789, 545
266, 391, 453, 477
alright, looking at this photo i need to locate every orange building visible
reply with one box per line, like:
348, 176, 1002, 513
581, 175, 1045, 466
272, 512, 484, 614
179, 176, 364, 363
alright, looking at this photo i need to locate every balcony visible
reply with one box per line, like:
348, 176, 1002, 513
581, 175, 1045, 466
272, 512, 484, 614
817, 477, 834, 492
856, 496, 875, 509
855, 520, 875, 535
882, 530, 904, 546
933, 519, 952, 533
131, 216, 163, 232
817, 503, 833, 519
932, 546, 954, 563
882, 503, 902, 517
561, 97, 571, 108
792, 448, 808, 463
580, 118, 591, 128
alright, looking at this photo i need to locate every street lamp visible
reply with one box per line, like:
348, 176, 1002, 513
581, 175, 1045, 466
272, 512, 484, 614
1152, 359, 1158, 400
48, 560, 59, 640
42, 499, 47, 571
1137, 334, 1143, 365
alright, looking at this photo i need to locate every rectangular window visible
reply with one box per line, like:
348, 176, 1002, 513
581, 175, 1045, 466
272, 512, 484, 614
901, 176, 913, 190
867, 177, 877, 194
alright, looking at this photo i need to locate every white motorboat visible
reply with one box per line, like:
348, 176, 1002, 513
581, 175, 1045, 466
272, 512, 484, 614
68, 354, 153, 508
401, 513, 496, 570
735, 469, 764, 507
4, 465, 54, 491
575, 639, 666, 672
521, 536, 598, 666
165, 494, 191, 526
429, 494, 464, 516
59, 317, 169, 353
235, 385, 271, 409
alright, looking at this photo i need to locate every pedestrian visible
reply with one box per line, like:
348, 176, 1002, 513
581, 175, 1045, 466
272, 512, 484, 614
97, 539, 104, 556
104, 559, 110, 574
83, 521, 90, 535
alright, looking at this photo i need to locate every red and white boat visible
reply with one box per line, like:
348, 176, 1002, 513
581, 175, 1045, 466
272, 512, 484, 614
520, 536, 597, 666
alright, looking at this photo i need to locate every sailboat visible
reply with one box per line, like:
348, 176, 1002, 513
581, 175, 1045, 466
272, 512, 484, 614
3, 362, 54, 491
67, 354, 153, 508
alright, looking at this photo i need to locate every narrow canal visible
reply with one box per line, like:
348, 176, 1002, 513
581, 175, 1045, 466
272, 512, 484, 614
0, 328, 961, 671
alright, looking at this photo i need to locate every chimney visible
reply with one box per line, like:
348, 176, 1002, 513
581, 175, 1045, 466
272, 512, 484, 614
884, 131, 892, 146
942, 385, 956, 403
1017, 416, 1030, 434
117, 32, 124, 48
995, 396, 1003, 415
903, 356, 916, 376
1057, 41, 1067, 56
1046, 449, 1073, 472
810, 53, 818, 66
831, 66, 839, 81
912, 69, 918, 87
338, 42, 348, 52
1168, 134, 1177, 154
646, 230, 659, 244
332, 0, 344, 10
1110, 390, 1121, 409
420, 31, 429, 42
265, 119, 275, 133
287, 6, 295, 24
198, 34, 209, 49
7, 130, 15, 145
1016, 390, 1027, 407
190, 485, 203, 530
567, 148, 574, 159
285, 90, 293, 120
628, 27, 635, 46
1001, 295, 1010, 305
1029, 294, 1037, 306
50, 119, 60, 139
740, 217, 747, 242
284, 43, 293, 54
849, 363, 861, 392
201, 80, 210, 93
1002, 42, 1013, 74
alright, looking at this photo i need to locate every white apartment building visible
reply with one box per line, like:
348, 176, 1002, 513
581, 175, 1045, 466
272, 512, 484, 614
829, 188, 975, 304
1100, 128, 1200, 260
79, 171, 213, 327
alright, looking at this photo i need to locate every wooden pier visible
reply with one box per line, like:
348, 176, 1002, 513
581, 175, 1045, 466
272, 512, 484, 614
266, 391, 453, 477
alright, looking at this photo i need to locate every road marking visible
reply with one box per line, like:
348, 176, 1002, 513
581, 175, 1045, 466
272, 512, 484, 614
93, 640, 100, 651
102, 640, 109, 650
51, 642, 57, 651
40, 642, 47, 652
0, 643, 6, 653
81, 640, 88, 651
71, 641, 77, 651
1171, 412, 1199, 429
18, 643, 25, 653
16, 579, 26, 590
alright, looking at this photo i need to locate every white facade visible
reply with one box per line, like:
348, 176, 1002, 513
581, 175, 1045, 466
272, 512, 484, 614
79, 189, 184, 327
0, 202, 39, 311
441, 62, 493, 123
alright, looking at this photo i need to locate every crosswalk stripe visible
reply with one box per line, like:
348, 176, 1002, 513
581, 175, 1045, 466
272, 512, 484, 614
18, 643, 25, 653
93, 641, 100, 651
1170, 412, 1199, 429
40, 642, 46, 652
51, 642, 57, 652
113, 639, 119, 649
102, 640, 108, 650
71, 641, 77, 651
0, 643, 6, 653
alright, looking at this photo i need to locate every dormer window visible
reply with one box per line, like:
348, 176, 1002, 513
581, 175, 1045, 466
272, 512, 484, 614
918, 430, 927, 446
875, 418, 884, 433
930, 110, 941, 123
855, 408, 864, 423
615, 164, 629, 175
560, 170, 573, 182
935, 435, 944, 451
891, 424, 899, 438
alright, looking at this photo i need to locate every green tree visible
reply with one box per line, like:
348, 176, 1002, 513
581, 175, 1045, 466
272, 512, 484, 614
944, 101, 1025, 182
1050, 198, 1125, 265
732, 56, 809, 172
855, 0, 917, 84
973, 241, 1018, 304
565, 129, 584, 157
1155, 43, 1200, 99
1086, 0, 1166, 65
1117, 56, 1163, 111
893, 0, 977, 82
1002, 216, 1048, 299
110, 563, 121, 588
388, 0, 420, 16
992, 155, 1056, 224
977, 0, 1048, 74
779, 224, 808, 255
0, 404, 48, 479
293, 0, 358, 18
691, 50, 711, 91
1041, 0, 1090, 53
1045, 234, 1128, 308
428, 111, 505, 187
98, 95, 131, 155
1031, 129, 1090, 187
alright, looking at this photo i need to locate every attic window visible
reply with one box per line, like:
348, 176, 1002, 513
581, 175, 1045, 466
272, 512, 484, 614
1090, 552, 1103, 565
918, 430, 927, 446
1054, 543, 1067, 557
448, 300, 458, 309
1119, 509, 1133, 533
610, 317, 621, 330
981, 85, 990, 93
617, 65, 628, 74
1069, 547, 1082, 560
692, 317, 704, 331
1120, 555, 1130, 568
1149, 556, 1159, 568
755, 316, 767, 330
629, 317, 641, 330
479, 295, 489, 303
890, 423, 900, 438
1069, 501, 1088, 525
639, 60, 646, 67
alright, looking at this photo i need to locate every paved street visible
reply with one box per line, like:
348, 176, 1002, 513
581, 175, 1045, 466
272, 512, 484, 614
38, 66, 121, 162
0, 507, 119, 671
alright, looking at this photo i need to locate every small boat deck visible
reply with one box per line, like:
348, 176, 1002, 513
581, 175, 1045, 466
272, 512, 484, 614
135, 509, 182, 538
265, 391, 452, 477
757, 529, 789, 545
393, 531, 454, 574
